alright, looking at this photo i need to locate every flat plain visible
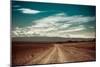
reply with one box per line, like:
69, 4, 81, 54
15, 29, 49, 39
12, 40, 96, 66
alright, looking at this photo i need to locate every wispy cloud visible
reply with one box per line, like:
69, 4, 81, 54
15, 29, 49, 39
17, 8, 41, 14
12, 13, 95, 38
33, 13, 95, 25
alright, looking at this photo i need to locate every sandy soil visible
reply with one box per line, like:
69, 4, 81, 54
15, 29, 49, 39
12, 41, 96, 66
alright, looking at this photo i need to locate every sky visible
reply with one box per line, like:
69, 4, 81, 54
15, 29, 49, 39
12, 1, 96, 38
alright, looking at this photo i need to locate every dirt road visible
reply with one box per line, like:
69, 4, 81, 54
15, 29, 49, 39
12, 42, 95, 66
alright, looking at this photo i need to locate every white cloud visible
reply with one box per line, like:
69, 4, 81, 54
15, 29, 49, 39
33, 14, 95, 25
12, 13, 95, 38
17, 8, 41, 14
66, 16, 95, 23
59, 25, 85, 33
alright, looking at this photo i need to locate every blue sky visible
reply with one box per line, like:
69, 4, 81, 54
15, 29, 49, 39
12, 1, 96, 38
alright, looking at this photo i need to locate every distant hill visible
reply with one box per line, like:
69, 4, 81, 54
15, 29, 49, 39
12, 37, 95, 42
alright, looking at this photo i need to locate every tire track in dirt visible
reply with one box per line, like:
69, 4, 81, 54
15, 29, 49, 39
15, 43, 95, 65
27, 46, 54, 64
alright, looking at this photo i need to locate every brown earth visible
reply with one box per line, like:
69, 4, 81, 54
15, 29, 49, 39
12, 41, 96, 66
